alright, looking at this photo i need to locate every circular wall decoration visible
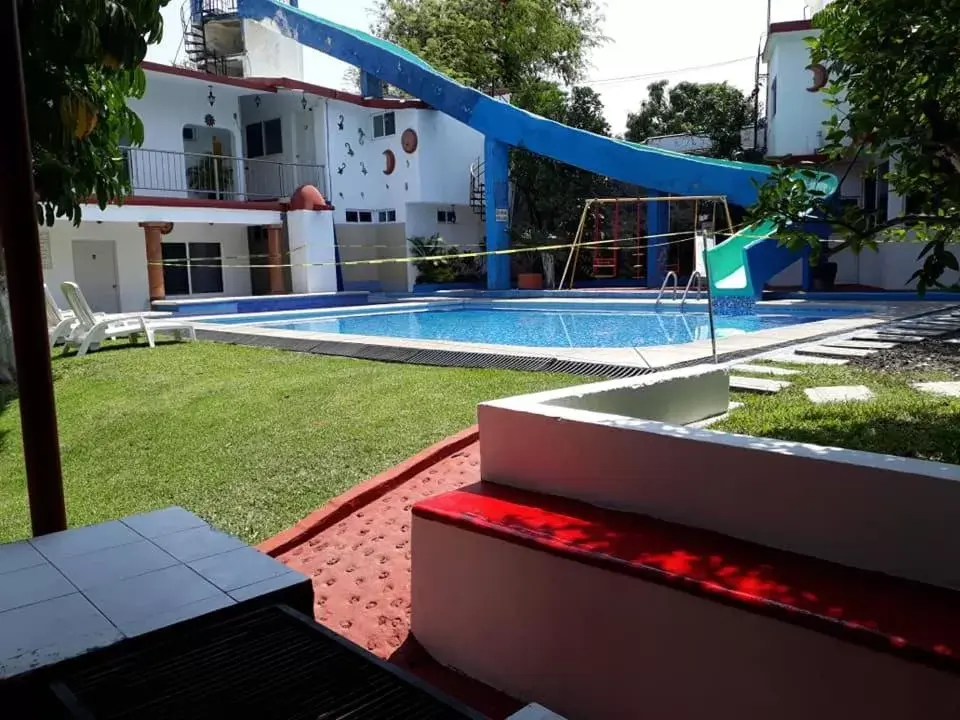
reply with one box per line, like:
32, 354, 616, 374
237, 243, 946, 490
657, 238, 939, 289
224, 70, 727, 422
401, 128, 419, 154
159, 222, 174, 235
806, 63, 828, 92
383, 149, 396, 175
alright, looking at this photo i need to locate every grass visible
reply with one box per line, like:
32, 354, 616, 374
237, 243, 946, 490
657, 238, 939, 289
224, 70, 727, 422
0, 342, 581, 544
715, 363, 960, 463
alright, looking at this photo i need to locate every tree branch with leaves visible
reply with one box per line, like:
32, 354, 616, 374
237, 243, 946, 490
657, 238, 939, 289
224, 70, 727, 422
749, 0, 960, 294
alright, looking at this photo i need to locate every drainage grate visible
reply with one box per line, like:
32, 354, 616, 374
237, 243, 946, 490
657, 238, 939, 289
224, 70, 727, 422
49, 605, 482, 720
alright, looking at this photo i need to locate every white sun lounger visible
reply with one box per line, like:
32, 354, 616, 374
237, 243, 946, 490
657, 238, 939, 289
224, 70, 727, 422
45, 283, 171, 350
60, 282, 196, 357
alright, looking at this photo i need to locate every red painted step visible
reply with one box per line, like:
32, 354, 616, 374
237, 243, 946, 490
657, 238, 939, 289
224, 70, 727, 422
414, 482, 960, 674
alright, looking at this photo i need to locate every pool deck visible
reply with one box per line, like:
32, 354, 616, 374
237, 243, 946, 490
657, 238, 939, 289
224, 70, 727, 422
192, 298, 960, 372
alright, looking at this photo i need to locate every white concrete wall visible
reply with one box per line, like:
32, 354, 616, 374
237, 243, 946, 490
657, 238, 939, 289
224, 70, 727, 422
415, 111, 484, 205
43, 220, 251, 312
288, 210, 337, 293
478, 395, 960, 590
242, 19, 304, 80
765, 30, 837, 157
131, 72, 246, 197
326, 101, 423, 223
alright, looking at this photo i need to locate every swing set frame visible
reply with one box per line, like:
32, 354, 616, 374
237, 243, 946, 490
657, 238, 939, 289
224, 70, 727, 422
558, 195, 735, 290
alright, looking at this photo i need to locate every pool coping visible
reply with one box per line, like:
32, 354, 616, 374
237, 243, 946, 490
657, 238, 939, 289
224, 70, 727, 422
192, 299, 960, 376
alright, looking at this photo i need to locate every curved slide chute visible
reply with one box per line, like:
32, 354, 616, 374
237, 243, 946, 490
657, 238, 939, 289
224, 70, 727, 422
236, 0, 837, 297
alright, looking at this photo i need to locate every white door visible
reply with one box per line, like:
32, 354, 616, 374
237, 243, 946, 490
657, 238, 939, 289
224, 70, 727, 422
71, 239, 120, 313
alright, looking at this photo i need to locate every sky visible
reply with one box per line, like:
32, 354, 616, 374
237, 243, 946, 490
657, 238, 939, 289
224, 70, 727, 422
148, 0, 812, 134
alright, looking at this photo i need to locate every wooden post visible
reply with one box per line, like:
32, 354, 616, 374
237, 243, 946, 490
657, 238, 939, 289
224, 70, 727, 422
0, 0, 66, 534
140, 223, 166, 301
266, 224, 285, 294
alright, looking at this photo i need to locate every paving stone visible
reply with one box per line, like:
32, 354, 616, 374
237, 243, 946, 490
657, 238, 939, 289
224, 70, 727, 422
729, 376, 791, 394
731, 364, 799, 377
768, 353, 849, 366
796, 345, 876, 359
878, 327, 946, 338
912, 381, 960, 399
855, 333, 925, 344
824, 340, 898, 350
805, 385, 875, 404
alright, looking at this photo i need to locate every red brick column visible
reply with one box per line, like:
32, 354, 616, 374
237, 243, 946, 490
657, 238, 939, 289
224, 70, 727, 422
266, 224, 285, 294
139, 222, 167, 301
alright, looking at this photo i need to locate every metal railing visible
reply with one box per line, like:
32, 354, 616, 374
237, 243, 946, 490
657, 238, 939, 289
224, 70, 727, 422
680, 271, 704, 306
655, 270, 679, 304
122, 147, 326, 202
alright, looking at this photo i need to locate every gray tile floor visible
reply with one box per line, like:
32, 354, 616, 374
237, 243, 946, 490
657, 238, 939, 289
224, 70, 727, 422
0, 507, 307, 679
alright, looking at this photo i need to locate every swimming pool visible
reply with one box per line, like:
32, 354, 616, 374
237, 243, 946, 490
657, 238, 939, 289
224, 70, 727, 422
205, 302, 862, 349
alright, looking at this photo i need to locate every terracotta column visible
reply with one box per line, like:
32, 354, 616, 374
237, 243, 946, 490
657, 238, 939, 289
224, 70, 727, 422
266, 224, 285, 294
139, 222, 166, 301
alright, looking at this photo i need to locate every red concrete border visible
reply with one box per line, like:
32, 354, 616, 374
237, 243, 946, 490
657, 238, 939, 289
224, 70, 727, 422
769, 19, 814, 35
258, 425, 480, 557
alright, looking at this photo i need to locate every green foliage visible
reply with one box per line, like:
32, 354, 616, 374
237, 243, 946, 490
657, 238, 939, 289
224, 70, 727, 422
372, 0, 604, 93
19, 0, 169, 227
624, 80, 754, 160
409, 234, 484, 284
509, 81, 612, 271
749, 0, 960, 292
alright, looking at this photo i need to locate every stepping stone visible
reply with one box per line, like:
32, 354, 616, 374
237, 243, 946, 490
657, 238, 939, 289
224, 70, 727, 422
768, 353, 849, 366
796, 345, 875, 359
855, 333, 925, 344
892, 325, 953, 336
878, 327, 944, 337
729, 376, 791, 394
805, 385, 875, 404
824, 340, 898, 350
731, 364, 799, 377
912, 381, 960, 398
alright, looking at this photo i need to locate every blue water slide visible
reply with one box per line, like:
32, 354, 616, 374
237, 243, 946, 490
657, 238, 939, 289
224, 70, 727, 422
236, 0, 833, 296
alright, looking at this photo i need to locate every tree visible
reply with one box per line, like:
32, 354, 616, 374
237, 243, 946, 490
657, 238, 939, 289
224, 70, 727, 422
0, 0, 167, 380
749, 0, 960, 293
509, 81, 612, 273
625, 80, 753, 160
372, 0, 605, 94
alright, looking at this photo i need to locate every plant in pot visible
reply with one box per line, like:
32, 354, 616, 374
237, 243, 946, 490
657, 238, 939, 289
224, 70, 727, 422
409, 234, 458, 284
510, 227, 547, 289
187, 156, 234, 200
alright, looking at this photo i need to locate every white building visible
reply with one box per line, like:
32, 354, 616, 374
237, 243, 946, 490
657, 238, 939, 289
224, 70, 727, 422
43, 2, 484, 313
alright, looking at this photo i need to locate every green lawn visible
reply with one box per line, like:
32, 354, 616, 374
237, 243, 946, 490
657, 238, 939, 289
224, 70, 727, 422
715, 364, 960, 463
0, 342, 579, 544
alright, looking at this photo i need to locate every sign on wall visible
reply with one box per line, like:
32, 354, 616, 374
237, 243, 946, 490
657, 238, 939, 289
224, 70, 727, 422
39, 229, 52, 270
495, 208, 508, 223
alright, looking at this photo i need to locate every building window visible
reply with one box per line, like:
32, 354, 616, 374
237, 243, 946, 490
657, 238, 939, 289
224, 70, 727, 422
245, 118, 283, 158
437, 209, 457, 224
345, 210, 374, 223
373, 111, 396, 139
770, 77, 777, 117
161, 242, 224, 295
377, 209, 397, 223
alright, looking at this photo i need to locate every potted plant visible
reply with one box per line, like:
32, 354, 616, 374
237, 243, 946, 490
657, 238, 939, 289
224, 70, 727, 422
511, 227, 546, 289
187, 156, 234, 200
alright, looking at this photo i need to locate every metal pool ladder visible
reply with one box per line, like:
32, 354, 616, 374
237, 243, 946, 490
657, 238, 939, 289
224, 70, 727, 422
655, 271, 678, 305
680, 271, 704, 306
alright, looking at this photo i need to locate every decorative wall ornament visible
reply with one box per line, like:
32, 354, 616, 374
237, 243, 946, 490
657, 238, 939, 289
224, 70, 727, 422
207, 86, 216, 106
405, 159, 410, 168
254, 95, 261, 108
345, 142, 355, 157
358, 128, 366, 145
401, 128, 418, 153
204, 113, 215, 127
806, 63, 828, 92
382, 149, 396, 175
360, 191, 365, 199
336, 162, 347, 175
337, 114, 344, 130
404, 182, 409, 191
301, 94, 308, 110
360, 161, 368, 176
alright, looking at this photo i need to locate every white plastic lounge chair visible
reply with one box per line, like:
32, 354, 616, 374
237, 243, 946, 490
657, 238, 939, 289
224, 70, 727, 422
45, 283, 171, 350
60, 282, 195, 357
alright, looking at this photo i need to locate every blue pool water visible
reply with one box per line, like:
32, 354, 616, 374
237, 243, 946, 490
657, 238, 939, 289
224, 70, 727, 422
211, 303, 860, 348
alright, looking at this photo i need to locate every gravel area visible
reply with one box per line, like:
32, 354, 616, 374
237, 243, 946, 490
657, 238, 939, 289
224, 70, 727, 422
850, 328, 960, 375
